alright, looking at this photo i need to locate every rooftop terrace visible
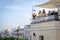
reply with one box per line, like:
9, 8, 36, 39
31, 10, 60, 24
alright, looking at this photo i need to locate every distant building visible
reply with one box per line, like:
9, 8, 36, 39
12, 27, 24, 38
24, 25, 30, 40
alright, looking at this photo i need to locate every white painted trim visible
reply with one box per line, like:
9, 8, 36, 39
30, 27, 60, 31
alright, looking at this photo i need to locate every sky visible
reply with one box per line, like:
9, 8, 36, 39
0, 0, 49, 31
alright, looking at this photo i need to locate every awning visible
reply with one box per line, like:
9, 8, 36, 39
35, 0, 59, 8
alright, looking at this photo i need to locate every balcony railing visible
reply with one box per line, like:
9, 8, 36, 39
31, 14, 60, 24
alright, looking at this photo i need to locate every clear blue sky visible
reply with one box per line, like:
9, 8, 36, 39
0, 0, 48, 30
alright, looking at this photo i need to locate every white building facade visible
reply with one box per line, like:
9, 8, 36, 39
29, 0, 60, 40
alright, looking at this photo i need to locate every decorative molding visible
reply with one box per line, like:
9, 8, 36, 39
30, 27, 60, 31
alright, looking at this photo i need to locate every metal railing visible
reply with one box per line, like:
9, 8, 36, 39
31, 15, 60, 24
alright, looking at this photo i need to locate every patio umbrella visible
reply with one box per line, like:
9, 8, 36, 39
35, 0, 59, 8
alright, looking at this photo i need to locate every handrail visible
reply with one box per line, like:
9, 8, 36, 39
31, 15, 60, 24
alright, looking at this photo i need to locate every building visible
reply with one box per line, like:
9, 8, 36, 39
29, 0, 60, 40
12, 27, 24, 38
24, 25, 30, 40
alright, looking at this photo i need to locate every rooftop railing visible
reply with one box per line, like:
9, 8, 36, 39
31, 12, 60, 24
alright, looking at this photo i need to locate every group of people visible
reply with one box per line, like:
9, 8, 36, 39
32, 9, 58, 19
32, 9, 47, 19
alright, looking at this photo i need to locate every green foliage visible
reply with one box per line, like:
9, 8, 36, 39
0, 37, 2, 40
19, 38, 25, 40
0, 37, 15, 40
3, 37, 8, 40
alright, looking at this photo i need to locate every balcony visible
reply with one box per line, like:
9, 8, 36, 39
31, 12, 60, 24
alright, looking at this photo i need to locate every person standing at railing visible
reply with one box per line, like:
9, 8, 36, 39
38, 9, 47, 21
42, 9, 47, 17
42, 9, 47, 21
48, 11, 51, 16
32, 13, 37, 19
38, 9, 47, 17
38, 11, 41, 16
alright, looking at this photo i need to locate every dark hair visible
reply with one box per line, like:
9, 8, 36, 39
43, 9, 46, 13
38, 11, 41, 15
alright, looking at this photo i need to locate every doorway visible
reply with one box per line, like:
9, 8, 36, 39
39, 36, 44, 40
